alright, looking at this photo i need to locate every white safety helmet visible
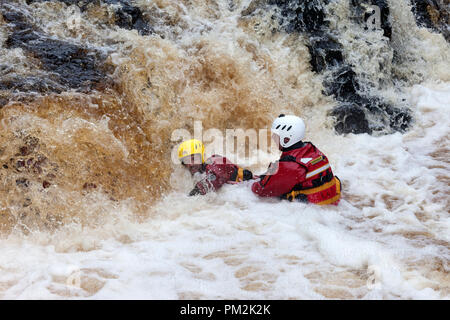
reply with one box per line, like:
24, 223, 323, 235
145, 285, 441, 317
271, 114, 306, 148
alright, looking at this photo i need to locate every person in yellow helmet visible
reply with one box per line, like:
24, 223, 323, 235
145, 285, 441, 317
178, 139, 254, 196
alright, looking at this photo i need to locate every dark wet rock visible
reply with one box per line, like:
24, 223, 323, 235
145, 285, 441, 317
383, 104, 412, 133
330, 103, 371, 135
329, 96, 412, 134
25, 0, 153, 35
1, 7, 31, 31
267, 0, 412, 135
269, 0, 330, 33
2, 5, 110, 93
410, 0, 437, 28
323, 66, 412, 134
0, 75, 65, 94
109, 0, 153, 35
25, 0, 91, 8
410, 0, 449, 41
323, 66, 360, 102
307, 34, 344, 73
1, 1, 151, 95
6, 35, 107, 90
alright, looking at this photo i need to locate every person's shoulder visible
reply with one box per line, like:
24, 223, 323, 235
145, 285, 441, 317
304, 141, 326, 156
207, 154, 224, 161
303, 141, 315, 149
206, 154, 228, 165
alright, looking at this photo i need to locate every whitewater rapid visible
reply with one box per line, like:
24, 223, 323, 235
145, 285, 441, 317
0, 82, 448, 299
1, 0, 449, 299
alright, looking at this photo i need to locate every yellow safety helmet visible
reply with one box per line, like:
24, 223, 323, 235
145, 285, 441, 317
177, 139, 205, 164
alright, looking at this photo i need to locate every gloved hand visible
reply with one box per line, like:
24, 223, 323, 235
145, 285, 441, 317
242, 169, 253, 181
188, 185, 201, 196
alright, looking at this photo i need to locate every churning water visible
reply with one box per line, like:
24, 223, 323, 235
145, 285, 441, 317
0, 0, 448, 299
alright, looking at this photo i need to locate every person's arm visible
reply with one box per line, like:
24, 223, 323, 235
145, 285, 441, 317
189, 160, 233, 195
189, 157, 255, 195
229, 167, 253, 183
189, 171, 222, 195
251, 161, 305, 197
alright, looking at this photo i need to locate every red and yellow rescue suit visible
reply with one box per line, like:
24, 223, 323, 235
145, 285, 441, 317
251, 141, 341, 205
190, 155, 253, 196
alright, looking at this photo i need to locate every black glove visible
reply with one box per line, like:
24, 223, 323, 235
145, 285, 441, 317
188, 185, 201, 196
242, 169, 253, 181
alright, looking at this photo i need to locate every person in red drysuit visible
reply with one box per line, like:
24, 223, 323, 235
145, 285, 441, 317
177, 139, 253, 196
252, 115, 341, 205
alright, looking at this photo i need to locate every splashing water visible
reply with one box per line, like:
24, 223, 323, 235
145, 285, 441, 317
0, 0, 448, 299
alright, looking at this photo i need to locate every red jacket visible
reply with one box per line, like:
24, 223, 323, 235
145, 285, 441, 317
193, 155, 252, 195
252, 142, 341, 205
